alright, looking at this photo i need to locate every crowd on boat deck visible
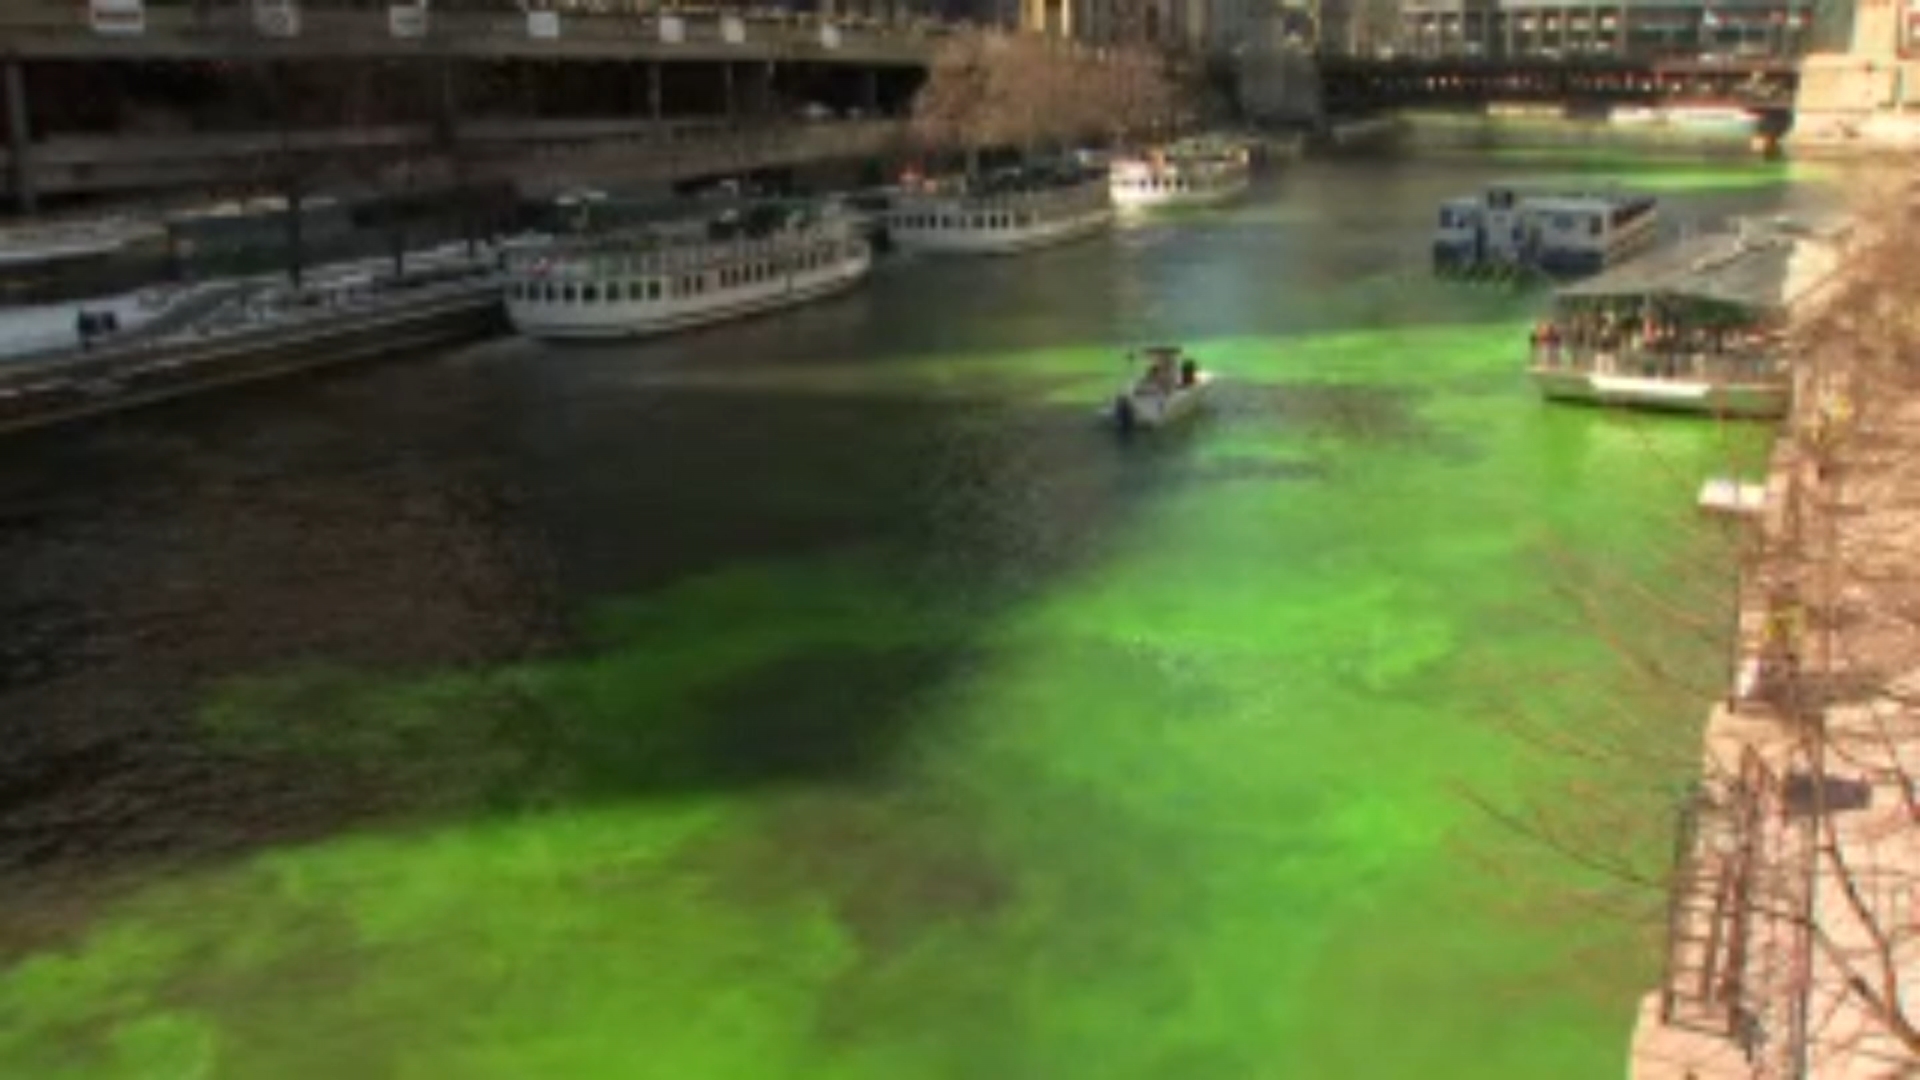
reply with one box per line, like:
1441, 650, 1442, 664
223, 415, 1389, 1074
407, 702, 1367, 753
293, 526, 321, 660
1526, 302, 1784, 380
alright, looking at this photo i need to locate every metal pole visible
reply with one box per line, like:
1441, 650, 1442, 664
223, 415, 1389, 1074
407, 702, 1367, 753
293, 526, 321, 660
4, 58, 35, 215
722, 62, 735, 121
648, 61, 663, 120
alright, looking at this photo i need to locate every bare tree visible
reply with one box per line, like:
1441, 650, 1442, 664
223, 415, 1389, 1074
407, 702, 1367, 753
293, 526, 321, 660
911, 28, 1186, 168
1477, 176, 1920, 1075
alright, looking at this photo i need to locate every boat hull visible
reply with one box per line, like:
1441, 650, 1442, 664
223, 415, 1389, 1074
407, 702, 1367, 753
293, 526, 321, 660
1110, 374, 1212, 428
1529, 367, 1789, 419
1110, 173, 1250, 210
506, 253, 870, 341
888, 208, 1113, 256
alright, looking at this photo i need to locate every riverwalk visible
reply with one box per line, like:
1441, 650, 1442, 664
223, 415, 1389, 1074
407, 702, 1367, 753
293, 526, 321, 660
1630, 240, 1920, 1077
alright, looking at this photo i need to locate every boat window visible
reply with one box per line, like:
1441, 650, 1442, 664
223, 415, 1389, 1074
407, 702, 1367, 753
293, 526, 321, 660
584, 284, 601, 303
1589, 215, 1603, 237
562, 284, 578, 304
1439, 208, 1452, 228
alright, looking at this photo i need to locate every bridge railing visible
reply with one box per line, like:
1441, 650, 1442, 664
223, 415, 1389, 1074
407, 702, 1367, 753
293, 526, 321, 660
0, 117, 907, 197
493, 117, 906, 194
1, 0, 950, 62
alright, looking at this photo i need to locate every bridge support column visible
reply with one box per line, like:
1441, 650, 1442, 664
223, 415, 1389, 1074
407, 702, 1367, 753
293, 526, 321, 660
4, 59, 34, 216
435, 57, 460, 148
648, 62, 662, 120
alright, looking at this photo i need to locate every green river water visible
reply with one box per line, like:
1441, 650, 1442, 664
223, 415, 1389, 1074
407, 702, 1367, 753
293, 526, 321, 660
0, 151, 1829, 1078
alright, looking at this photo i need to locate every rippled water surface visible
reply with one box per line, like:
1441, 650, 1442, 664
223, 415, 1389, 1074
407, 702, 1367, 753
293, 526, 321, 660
0, 151, 1829, 1078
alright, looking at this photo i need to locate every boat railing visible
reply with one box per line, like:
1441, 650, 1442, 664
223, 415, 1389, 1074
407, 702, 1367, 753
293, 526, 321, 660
895, 178, 1105, 215
523, 222, 848, 278
1531, 344, 1787, 384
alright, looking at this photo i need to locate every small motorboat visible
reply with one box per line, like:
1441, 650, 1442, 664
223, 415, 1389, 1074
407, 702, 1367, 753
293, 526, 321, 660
1109, 344, 1211, 431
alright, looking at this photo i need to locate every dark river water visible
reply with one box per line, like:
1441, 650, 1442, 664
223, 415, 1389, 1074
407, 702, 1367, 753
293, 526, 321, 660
0, 149, 1828, 1078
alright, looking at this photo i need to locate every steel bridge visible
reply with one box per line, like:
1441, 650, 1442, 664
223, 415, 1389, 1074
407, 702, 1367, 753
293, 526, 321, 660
1317, 53, 1800, 115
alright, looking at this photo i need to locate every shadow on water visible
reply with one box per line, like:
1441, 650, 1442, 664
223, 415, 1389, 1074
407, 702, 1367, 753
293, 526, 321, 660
0, 297, 1488, 893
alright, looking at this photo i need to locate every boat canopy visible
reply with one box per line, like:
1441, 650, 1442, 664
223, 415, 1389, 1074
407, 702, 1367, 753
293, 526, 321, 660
1554, 223, 1844, 317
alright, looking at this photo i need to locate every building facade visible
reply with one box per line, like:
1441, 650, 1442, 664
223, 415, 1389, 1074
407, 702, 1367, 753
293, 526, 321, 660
1021, 0, 1215, 48
1397, 0, 1819, 61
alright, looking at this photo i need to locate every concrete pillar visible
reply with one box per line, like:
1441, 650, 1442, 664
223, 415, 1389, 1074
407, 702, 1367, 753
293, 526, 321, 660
4, 59, 33, 216
435, 58, 460, 149
648, 62, 663, 120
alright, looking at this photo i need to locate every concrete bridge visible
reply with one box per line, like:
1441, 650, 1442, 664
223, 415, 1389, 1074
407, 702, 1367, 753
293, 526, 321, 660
0, 0, 946, 212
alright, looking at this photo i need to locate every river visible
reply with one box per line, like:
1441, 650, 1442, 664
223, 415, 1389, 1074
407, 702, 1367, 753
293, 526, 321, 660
0, 149, 1830, 1078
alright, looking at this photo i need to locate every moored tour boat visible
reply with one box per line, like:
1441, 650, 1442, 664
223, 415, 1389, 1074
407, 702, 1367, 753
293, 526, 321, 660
1525, 215, 1850, 419
1109, 139, 1253, 211
884, 167, 1112, 255
504, 201, 871, 340
1433, 181, 1658, 278
1109, 344, 1212, 431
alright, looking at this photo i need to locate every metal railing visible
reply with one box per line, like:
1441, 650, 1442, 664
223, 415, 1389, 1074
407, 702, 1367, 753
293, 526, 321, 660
0, 117, 906, 197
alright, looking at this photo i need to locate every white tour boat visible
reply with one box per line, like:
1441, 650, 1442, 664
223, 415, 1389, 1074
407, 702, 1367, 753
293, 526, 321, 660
1433, 181, 1658, 278
884, 169, 1112, 255
1526, 215, 1850, 420
1109, 344, 1213, 430
504, 202, 871, 340
1109, 140, 1253, 210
